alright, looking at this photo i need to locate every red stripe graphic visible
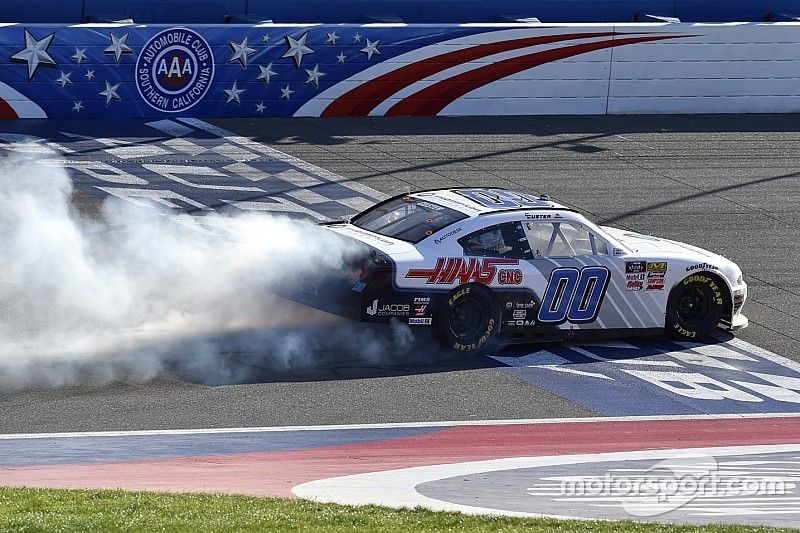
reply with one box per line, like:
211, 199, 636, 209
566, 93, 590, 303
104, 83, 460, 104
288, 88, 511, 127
0, 98, 17, 119
321, 32, 615, 117
386, 34, 681, 116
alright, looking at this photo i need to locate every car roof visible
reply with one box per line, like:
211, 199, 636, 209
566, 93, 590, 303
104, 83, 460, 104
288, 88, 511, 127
408, 187, 570, 216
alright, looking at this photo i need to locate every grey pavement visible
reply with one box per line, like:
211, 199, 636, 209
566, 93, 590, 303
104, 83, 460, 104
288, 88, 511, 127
0, 114, 797, 433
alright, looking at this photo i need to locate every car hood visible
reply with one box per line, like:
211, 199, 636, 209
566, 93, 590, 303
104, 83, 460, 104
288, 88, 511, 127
602, 226, 718, 257
602, 226, 744, 287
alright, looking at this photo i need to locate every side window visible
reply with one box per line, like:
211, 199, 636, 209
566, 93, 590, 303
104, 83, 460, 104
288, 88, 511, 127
458, 222, 532, 259
524, 221, 609, 258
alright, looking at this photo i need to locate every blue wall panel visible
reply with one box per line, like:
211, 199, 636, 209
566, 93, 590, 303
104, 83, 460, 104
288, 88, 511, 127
0, 23, 493, 118
0, 1, 795, 23
82, 0, 247, 24
0, 1, 84, 23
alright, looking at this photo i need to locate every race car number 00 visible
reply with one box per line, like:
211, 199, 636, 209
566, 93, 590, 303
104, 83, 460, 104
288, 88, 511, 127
538, 267, 610, 324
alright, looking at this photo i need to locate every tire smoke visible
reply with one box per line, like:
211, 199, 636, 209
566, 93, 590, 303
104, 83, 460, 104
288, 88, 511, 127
0, 153, 415, 391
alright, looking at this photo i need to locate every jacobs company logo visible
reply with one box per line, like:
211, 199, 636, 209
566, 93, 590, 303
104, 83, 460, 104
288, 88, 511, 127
136, 28, 214, 113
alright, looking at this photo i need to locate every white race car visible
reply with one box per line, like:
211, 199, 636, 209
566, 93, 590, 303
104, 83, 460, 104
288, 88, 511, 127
314, 188, 748, 353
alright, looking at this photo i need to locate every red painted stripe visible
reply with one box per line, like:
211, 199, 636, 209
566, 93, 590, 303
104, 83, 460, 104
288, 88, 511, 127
386, 34, 679, 116
1, 416, 798, 497
321, 32, 615, 117
0, 99, 18, 119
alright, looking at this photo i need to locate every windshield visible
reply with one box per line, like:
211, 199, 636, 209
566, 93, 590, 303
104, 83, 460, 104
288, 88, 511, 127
352, 196, 468, 243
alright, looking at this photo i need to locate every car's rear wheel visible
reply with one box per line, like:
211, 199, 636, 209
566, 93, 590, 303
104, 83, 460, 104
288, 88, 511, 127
434, 284, 500, 353
666, 274, 725, 339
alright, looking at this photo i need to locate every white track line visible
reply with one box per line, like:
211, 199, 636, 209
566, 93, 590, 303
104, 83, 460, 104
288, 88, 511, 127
292, 444, 800, 519
1, 412, 799, 440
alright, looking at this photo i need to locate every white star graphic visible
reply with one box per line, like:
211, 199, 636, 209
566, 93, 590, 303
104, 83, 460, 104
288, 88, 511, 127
352, 33, 362, 43
99, 80, 121, 106
261, 34, 270, 43
282, 32, 314, 68
103, 32, 133, 65
304, 64, 326, 89
84, 69, 95, 80
256, 101, 266, 114
360, 39, 381, 61
325, 31, 339, 44
228, 36, 257, 69
72, 101, 83, 113
55, 70, 73, 88
224, 81, 245, 105
280, 84, 293, 99
11, 30, 56, 80
256, 63, 277, 85
71, 47, 87, 64
336, 52, 346, 63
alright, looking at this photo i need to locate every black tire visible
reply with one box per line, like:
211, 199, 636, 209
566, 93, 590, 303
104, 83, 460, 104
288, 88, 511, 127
666, 274, 726, 340
434, 284, 501, 353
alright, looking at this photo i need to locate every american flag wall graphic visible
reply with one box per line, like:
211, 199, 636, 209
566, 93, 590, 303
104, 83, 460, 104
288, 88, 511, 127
0, 24, 684, 118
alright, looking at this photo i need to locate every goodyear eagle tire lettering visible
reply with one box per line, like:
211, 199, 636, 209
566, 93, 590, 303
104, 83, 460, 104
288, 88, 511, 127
666, 274, 727, 340
434, 283, 501, 354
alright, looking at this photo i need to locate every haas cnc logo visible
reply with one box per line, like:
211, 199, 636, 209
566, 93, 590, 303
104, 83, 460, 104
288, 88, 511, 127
136, 27, 214, 112
406, 257, 522, 285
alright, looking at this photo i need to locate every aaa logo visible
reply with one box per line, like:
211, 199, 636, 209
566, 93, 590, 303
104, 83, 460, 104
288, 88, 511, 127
136, 27, 214, 113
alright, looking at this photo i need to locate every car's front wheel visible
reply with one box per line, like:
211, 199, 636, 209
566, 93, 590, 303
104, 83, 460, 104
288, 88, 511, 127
434, 284, 501, 353
666, 274, 726, 339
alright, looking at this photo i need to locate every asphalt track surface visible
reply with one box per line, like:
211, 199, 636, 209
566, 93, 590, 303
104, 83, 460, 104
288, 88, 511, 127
0, 114, 799, 433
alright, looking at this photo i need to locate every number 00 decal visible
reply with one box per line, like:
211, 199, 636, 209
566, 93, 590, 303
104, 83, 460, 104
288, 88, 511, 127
538, 266, 610, 324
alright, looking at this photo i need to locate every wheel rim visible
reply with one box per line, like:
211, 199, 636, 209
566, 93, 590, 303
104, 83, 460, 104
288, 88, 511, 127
449, 296, 485, 339
676, 286, 710, 327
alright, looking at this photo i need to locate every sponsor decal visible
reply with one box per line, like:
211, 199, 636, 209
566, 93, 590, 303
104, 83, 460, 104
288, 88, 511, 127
686, 262, 719, 272
507, 319, 535, 327
433, 227, 462, 244
647, 261, 668, 273
512, 310, 527, 320
516, 300, 536, 309
407, 257, 520, 285
136, 28, 214, 113
351, 281, 367, 292
498, 268, 523, 285
414, 304, 428, 316
505, 301, 513, 309
625, 261, 646, 274
408, 317, 432, 325
645, 278, 665, 291
365, 299, 410, 317
413, 297, 431, 304
645, 270, 666, 291
626, 280, 643, 291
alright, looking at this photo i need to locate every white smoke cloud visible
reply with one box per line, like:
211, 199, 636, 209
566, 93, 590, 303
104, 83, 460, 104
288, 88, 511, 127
0, 151, 417, 391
